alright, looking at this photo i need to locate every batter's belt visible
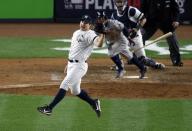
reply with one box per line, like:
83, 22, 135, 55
68, 59, 87, 63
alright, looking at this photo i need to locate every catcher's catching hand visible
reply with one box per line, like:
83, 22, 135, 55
94, 11, 108, 34
94, 21, 105, 34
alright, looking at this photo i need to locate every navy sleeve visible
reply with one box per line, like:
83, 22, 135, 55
171, 0, 180, 22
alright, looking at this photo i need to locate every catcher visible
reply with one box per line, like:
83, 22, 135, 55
94, 11, 147, 79
111, 0, 165, 70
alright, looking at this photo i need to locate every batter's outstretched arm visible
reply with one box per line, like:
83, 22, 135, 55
94, 34, 105, 47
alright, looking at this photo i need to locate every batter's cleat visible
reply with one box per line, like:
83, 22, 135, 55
92, 99, 101, 118
116, 70, 126, 78
155, 63, 165, 69
37, 105, 52, 116
139, 67, 147, 79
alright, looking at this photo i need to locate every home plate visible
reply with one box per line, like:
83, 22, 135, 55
123, 76, 148, 79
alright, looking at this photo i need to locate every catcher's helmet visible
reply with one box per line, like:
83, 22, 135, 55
97, 11, 108, 20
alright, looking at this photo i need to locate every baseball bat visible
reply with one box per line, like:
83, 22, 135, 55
132, 32, 173, 53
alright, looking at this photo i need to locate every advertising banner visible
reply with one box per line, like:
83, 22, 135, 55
55, 0, 192, 24
178, 0, 192, 24
54, 0, 115, 22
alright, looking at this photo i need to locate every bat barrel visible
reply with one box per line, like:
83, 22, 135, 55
132, 32, 173, 53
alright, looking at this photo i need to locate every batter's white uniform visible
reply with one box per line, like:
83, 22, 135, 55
105, 19, 133, 59
59, 29, 98, 95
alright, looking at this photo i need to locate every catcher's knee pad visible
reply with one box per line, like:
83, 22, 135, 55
138, 56, 156, 67
138, 56, 146, 64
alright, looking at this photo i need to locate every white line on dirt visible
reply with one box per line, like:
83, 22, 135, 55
51, 73, 62, 81
123, 76, 148, 79
0, 80, 192, 89
0, 82, 60, 89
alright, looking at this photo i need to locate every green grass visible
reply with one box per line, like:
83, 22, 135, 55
0, 94, 192, 131
0, 37, 191, 130
0, 37, 69, 58
146, 40, 192, 59
0, 37, 191, 59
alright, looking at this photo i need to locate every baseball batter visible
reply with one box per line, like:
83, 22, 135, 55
95, 11, 146, 79
37, 15, 104, 117
111, 0, 165, 69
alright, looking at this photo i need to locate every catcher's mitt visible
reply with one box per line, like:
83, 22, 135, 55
94, 11, 108, 34
94, 22, 105, 34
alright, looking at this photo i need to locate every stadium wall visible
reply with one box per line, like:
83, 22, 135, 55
0, 0, 191, 24
0, 0, 53, 22
54, 0, 192, 24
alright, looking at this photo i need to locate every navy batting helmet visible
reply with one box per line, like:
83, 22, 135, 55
81, 15, 92, 24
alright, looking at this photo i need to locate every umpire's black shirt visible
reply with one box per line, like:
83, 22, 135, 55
141, 0, 180, 29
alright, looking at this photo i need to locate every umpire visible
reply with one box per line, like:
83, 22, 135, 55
141, 0, 183, 66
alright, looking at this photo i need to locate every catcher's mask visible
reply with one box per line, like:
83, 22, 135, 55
97, 11, 108, 20
114, 0, 127, 12
81, 15, 92, 24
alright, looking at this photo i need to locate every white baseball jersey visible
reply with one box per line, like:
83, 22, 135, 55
104, 19, 133, 59
69, 29, 98, 62
59, 29, 98, 95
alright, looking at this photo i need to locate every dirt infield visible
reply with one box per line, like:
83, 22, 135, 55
0, 24, 192, 98
0, 58, 192, 98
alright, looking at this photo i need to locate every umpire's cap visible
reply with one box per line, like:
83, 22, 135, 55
81, 15, 92, 24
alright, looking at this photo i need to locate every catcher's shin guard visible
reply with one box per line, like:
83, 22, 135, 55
139, 56, 165, 69
130, 55, 145, 71
130, 55, 146, 79
139, 56, 156, 68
